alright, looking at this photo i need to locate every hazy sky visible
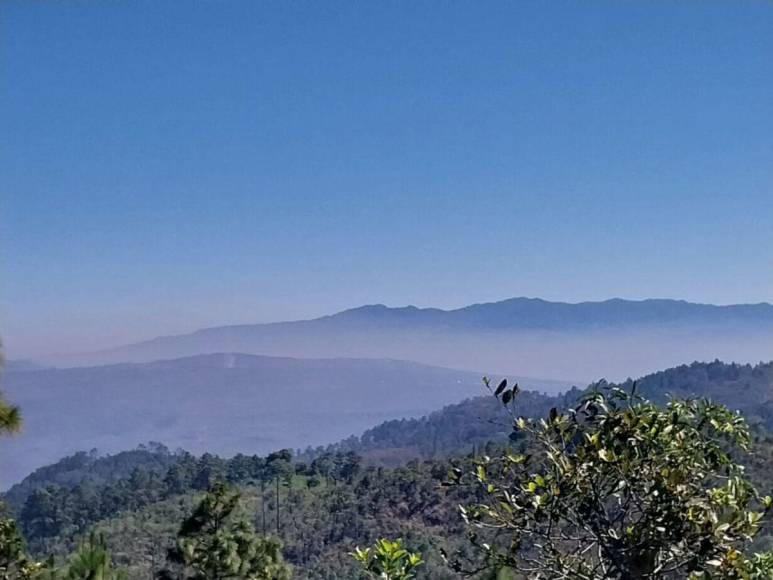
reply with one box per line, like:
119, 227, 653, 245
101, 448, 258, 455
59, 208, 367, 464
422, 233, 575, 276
2, 1, 772, 358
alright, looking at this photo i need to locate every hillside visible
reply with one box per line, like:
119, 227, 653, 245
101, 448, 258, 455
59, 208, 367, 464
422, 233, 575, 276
8, 357, 773, 492
8, 358, 773, 491
6, 360, 773, 578
34, 298, 773, 383
314, 360, 773, 463
2, 444, 178, 508
612, 359, 773, 424
2, 353, 542, 489
4, 446, 476, 578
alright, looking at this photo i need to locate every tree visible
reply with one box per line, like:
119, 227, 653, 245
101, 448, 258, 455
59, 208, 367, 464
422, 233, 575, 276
60, 533, 126, 580
1, 352, 123, 580
352, 538, 423, 580
0, 342, 20, 435
0, 517, 42, 580
0, 386, 20, 437
21, 485, 71, 541
163, 483, 290, 580
0, 393, 20, 436
264, 451, 293, 538
0, 350, 34, 580
456, 379, 773, 579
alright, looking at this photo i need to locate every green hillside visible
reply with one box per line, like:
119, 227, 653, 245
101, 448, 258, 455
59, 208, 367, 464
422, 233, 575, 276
305, 360, 773, 464
6, 360, 773, 578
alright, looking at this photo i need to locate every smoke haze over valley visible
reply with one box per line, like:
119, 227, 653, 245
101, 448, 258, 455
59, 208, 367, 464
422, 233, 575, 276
1, 351, 570, 488
5, 296, 773, 488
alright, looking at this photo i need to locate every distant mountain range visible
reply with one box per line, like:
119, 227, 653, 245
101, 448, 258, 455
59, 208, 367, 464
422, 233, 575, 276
30, 298, 773, 382
1, 353, 569, 489
8, 297, 773, 487
325, 298, 773, 329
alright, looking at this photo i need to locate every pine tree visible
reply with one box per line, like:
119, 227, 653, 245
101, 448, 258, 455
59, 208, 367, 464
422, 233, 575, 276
0, 394, 20, 435
1, 345, 32, 579
61, 533, 126, 580
0, 517, 41, 580
163, 483, 291, 580
0, 344, 21, 434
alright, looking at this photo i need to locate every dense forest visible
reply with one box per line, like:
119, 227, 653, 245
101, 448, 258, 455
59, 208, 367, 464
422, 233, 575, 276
4, 359, 773, 578
4, 445, 488, 577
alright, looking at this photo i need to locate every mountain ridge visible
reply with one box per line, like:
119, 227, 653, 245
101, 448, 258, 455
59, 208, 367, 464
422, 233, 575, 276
29, 297, 773, 381
134, 297, 773, 337
28, 297, 773, 359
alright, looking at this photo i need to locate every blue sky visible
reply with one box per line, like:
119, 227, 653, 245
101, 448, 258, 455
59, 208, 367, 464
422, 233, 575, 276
2, 1, 772, 357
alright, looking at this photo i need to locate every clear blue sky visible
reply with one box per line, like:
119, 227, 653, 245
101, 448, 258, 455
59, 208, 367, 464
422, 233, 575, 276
2, 1, 772, 358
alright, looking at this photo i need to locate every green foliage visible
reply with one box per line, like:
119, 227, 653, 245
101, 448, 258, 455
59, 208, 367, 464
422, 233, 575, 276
0, 385, 20, 438
299, 361, 773, 468
297, 389, 562, 466
19, 414, 773, 578
163, 483, 291, 580
0, 516, 42, 580
458, 380, 773, 579
13, 451, 230, 555
0, 344, 22, 436
0, 365, 34, 580
0, 396, 21, 436
1, 369, 123, 580
56, 533, 126, 580
596, 361, 773, 432
352, 538, 423, 579
5, 445, 178, 509
14, 360, 773, 578
79, 457, 468, 579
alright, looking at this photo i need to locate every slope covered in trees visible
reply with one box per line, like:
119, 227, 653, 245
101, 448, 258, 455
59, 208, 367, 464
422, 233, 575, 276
8, 360, 773, 505
6, 398, 773, 578
5, 359, 773, 578
3, 445, 479, 578
3, 444, 178, 508
612, 359, 773, 423
309, 360, 773, 464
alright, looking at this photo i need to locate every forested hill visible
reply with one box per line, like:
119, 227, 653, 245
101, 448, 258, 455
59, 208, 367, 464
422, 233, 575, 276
612, 359, 773, 420
9, 360, 773, 499
2, 444, 179, 508
5, 359, 773, 579
300, 389, 571, 464
310, 360, 773, 463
